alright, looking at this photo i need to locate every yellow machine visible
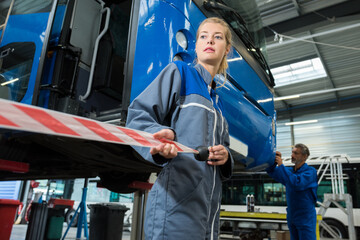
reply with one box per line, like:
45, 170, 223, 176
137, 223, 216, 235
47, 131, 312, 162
220, 211, 322, 240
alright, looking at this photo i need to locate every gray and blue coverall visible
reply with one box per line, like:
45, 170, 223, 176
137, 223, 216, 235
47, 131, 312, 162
267, 163, 318, 240
126, 61, 233, 240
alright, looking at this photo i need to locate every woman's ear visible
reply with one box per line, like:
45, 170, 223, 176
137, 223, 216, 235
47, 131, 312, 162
225, 45, 231, 55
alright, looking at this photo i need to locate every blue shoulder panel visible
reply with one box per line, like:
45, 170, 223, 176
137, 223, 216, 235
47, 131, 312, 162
173, 61, 211, 101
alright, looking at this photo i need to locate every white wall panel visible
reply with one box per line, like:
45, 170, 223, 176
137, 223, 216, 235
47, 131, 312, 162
276, 107, 360, 158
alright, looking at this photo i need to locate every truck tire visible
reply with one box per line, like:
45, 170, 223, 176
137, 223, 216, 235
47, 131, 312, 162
65, 209, 78, 227
320, 219, 347, 239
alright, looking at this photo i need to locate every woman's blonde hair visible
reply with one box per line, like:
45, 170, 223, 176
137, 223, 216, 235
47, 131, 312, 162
196, 17, 232, 79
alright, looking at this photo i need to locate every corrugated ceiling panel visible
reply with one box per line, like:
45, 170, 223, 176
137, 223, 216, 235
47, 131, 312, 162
276, 107, 360, 158
269, 18, 360, 109
314, 21, 360, 100
266, 35, 316, 66
298, 0, 348, 13
257, 0, 299, 26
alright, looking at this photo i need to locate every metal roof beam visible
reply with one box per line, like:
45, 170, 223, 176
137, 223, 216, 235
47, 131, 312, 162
274, 84, 360, 101
308, 30, 339, 101
263, 0, 360, 37
291, 0, 302, 15
266, 22, 360, 49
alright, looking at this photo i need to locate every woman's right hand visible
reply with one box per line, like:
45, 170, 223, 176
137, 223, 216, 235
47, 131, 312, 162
150, 129, 178, 159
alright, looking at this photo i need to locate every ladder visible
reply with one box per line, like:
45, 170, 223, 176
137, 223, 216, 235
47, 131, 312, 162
316, 155, 356, 240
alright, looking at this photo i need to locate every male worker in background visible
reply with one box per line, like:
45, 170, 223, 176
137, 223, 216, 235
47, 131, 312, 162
267, 143, 318, 240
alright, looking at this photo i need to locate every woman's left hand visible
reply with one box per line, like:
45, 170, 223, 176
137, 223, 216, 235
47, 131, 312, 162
207, 145, 228, 165
150, 129, 178, 159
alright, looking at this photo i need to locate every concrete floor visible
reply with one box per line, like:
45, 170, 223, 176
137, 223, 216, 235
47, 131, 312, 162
9, 223, 131, 240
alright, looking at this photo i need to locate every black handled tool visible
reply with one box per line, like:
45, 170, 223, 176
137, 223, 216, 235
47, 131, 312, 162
194, 146, 209, 161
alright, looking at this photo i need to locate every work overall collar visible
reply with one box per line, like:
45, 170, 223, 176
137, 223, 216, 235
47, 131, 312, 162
194, 64, 216, 90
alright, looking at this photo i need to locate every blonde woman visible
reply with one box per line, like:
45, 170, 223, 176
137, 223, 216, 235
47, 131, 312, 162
127, 17, 233, 239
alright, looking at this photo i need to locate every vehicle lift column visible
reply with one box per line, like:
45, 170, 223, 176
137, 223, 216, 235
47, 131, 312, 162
128, 181, 153, 240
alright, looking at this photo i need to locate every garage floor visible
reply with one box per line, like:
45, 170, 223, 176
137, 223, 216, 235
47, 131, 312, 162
10, 224, 131, 240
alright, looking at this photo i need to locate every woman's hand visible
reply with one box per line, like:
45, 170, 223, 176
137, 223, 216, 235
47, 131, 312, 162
150, 129, 178, 159
207, 145, 228, 166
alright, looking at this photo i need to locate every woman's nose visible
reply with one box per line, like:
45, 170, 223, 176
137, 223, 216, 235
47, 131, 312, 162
207, 37, 214, 44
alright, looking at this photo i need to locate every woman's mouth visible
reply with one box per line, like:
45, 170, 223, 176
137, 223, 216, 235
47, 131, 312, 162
204, 47, 215, 52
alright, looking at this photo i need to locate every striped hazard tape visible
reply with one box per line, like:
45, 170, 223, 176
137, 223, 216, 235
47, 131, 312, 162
0, 98, 197, 154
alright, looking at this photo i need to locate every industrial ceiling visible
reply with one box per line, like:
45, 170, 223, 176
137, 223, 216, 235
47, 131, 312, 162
257, 0, 360, 115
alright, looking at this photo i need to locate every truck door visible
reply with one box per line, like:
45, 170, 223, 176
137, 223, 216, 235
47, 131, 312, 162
0, 0, 57, 105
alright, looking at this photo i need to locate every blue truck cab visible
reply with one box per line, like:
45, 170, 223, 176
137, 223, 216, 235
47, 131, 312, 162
0, 0, 275, 192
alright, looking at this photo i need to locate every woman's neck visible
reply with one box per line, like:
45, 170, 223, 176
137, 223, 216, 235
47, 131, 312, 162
199, 62, 219, 79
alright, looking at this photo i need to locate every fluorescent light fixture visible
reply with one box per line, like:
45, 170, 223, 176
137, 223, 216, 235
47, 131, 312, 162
274, 95, 300, 101
227, 57, 243, 62
285, 120, 318, 126
274, 84, 360, 102
1, 78, 19, 86
258, 98, 273, 103
272, 58, 327, 87
294, 126, 323, 131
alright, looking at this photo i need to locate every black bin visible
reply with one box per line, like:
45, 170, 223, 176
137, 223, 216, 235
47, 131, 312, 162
26, 200, 71, 240
88, 203, 129, 240
25, 202, 48, 240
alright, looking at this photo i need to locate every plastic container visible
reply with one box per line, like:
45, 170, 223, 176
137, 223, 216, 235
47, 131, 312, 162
246, 194, 250, 212
44, 198, 73, 240
47, 198, 74, 209
250, 194, 255, 212
88, 203, 129, 240
45, 209, 65, 240
45, 214, 64, 240
0, 199, 21, 240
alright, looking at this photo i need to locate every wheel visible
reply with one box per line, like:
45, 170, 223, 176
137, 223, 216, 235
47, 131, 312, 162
65, 209, 78, 227
123, 212, 132, 231
99, 172, 151, 193
320, 219, 347, 239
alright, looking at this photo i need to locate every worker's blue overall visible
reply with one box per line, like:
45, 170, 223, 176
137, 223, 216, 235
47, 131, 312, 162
126, 61, 233, 240
267, 163, 318, 240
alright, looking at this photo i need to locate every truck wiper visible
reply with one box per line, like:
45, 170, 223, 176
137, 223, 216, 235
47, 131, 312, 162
202, 0, 275, 86
203, 0, 253, 50
203, 0, 246, 25
204, 0, 235, 12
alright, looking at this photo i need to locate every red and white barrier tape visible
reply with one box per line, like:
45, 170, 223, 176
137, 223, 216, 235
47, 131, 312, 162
0, 98, 196, 153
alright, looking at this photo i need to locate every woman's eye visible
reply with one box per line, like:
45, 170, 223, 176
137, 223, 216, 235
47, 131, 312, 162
215, 35, 223, 40
200, 35, 206, 39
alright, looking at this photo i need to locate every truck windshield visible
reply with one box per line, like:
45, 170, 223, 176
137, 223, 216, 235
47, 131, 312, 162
0, 0, 54, 102
203, 0, 274, 86
0, 42, 35, 102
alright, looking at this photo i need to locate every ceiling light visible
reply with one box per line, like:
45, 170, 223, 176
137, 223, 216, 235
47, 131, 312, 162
227, 57, 243, 62
294, 126, 323, 131
1, 78, 19, 86
275, 84, 360, 101
274, 95, 300, 101
285, 120, 318, 126
258, 98, 273, 103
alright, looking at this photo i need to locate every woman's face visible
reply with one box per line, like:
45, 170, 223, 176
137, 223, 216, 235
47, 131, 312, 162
195, 22, 230, 68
